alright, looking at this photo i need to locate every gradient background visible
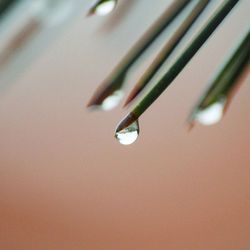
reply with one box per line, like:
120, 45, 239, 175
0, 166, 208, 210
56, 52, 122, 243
0, 0, 249, 249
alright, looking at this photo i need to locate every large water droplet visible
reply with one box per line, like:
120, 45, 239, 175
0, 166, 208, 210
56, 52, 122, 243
115, 120, 139, 145
101, 90, 123, 110
91, 0, 117, 16
194, 99, 225, 126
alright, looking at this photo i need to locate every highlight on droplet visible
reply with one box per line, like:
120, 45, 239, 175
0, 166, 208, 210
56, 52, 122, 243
100, 90, 123, 110
194, 99, 226, 126
115, 120, 139, 145
88, 0, 117, 16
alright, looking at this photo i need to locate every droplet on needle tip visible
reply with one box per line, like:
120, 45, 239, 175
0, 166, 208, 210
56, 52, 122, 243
87, 87, 124, 111
115, 114, 139, 145
99, 90, 123, 110
193, 99, 226, 126
87, 0, 117, 16
87, 73, 126, 110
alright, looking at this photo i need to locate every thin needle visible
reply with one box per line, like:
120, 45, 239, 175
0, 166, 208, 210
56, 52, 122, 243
87, 0, 191, 109
0, 0, 16, 18
188, 29, 250, 126
124, 0, 210, 106
116, 0, 240, 132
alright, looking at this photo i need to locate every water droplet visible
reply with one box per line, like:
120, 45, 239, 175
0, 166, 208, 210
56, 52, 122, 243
101, 90, 123, 110
115, 120, 139, 145
194, 99, 226, 126
90, 0, 117, 16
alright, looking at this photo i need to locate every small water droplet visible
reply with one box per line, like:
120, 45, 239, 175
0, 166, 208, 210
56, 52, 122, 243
115, 120, 139, 145
100, 90, 123, 110
91, 0, 117, 16
194, 99, 226, 126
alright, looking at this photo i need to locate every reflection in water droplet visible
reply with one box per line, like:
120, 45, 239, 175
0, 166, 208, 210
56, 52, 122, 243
94, 0, 117, 16
101, 90, 123, 110
195, 99, 225, 126
115, 120, 139, 145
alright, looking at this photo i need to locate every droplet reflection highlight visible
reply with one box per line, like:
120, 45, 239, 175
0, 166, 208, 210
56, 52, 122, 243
194, 99, 225, 126
115, 120, 139, 145
90, 0, 117, 16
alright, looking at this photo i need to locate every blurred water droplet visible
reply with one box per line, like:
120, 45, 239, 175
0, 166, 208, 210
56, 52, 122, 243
100, 90, 123, 110
115, 120, 139, 145
195, 99, 226, 126
90, 0, 117, 16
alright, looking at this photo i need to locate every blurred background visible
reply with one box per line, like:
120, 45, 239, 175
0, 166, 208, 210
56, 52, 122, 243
0, 0, 249, 249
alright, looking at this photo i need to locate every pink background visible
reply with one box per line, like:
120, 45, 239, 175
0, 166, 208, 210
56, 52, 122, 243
0, 1, 249, 249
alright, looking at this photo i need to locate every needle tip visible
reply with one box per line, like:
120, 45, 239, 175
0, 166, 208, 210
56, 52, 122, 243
123, 86, 142, 107
87, 74, 126, 110
86, 7, 95, 17
86, 95, 101, 108
87, 88, 124, 111
86, 82, 113, 109
115, 112, 138, 133
123, 94, 135, 108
